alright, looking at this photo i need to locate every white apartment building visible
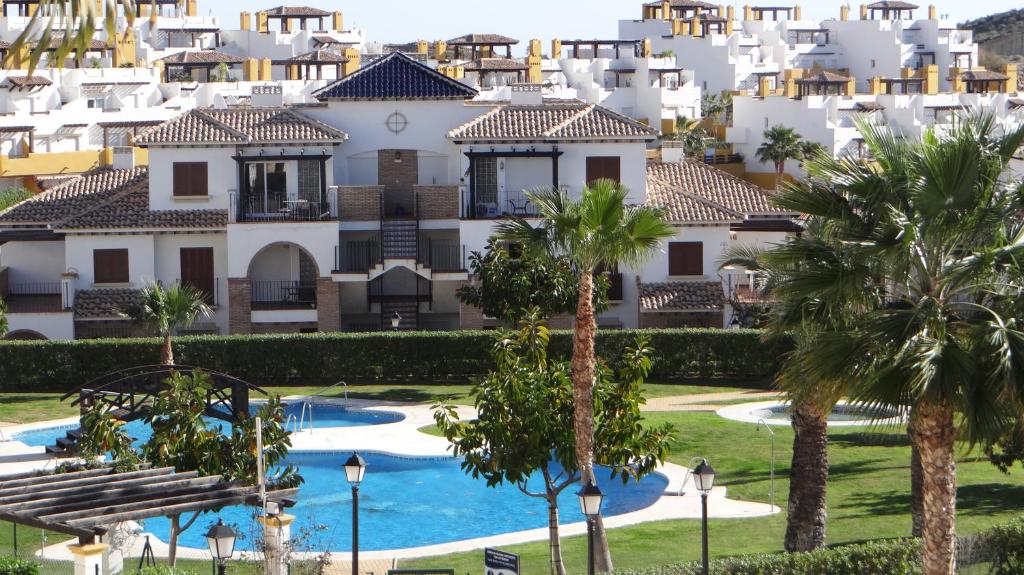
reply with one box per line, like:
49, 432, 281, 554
0, 53, 795, 340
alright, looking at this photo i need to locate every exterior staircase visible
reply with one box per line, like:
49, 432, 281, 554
381, 300, 418, 331
381, 220, 417, 260
45, 427, 82, 457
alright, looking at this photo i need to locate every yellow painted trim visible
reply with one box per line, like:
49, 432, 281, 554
67, 543, 109, 557
257, 514, 296, 527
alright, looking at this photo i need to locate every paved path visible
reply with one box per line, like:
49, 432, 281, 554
642, 390, 781, 412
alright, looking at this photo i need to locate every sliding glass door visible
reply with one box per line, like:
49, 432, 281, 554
246, 162, 288, 215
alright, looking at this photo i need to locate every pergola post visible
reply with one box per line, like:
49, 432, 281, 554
258, 514, 294, 575
68, 542, 110, 575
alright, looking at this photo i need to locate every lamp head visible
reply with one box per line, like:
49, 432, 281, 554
692, 459, 716, 494
344, 452, 367, 485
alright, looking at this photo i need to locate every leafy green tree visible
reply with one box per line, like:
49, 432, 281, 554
671, 117, 710, 158
755, 125, 818, 186
0, 298, 7, 338
79, 371, 298, 566
457, 238, 608, 325
435, 313, 673, 575
495, 180, 673, 571
125, 282, 212, 365
765, 114, 1024, 575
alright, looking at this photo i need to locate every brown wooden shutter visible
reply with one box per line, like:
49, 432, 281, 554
586, 156, 621, 185
173, 162, 209, 197
93, 249, 129, 284
668, 242, 703, 276
180, 247, 215, 304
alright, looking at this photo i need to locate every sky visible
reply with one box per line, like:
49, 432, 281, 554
199, 0, 1022, 48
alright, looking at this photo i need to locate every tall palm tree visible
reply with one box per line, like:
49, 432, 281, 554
125, 282, 212, 365
756, 125, 815, 187
673, 117, 710, 158
767, 114, 1024, 575
495, 180, 673, 570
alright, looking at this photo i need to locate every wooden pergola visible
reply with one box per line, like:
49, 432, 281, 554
447, 34, 519, 60
866, 1, 918, 20
264, 6, 332, 32
0, 465, 297, 545
751, 6, 793, 21
157, 50, 243, 82
273, 49, 349, 80
559, 39, 642, 59
135, 0, 181, 17
0, 126, 35, 155
98, 120, 165, 148
796, 71, 853, 96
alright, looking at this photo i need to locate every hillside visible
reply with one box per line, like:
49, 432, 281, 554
961, 8, 1024, 62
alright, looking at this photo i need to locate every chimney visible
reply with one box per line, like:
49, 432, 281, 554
111, 146, 136, 171
510, 84, 543, 105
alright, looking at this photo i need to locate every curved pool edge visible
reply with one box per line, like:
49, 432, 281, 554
717, 400, 907, 428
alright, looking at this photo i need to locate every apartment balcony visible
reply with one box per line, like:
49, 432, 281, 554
228, 188, 338, 224
335, 237, 467, 274
250, 280, 317, 311
461, 188, 543, 219
2, 282, 64, 313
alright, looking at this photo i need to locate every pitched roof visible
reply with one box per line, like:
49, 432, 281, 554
1, 75, 53, 89
274, 49, 349, 64
73, 288, 142, 319
643, 0, 718, 7
645, 175, 742, 223
797, 70, 852, 83
646, 160, 794, 219
156, 50, 243, 65
263, 5, 332, 17
447, 34, 519, 46
855, 101, 885, 112
640, 281, 725, 312
314, 52, 478, 101
866, 1, 918, 8
135, 107, 348, 146
464, 58, 529, 71
955, 69, 1009, 82
448, 102, 657, 142
57, 176, 227, 230
0, 168, 148, 226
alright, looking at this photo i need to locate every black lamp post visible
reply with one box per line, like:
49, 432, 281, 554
577, 480, 604, 575
344, 453, 367, 575
205, 519, 236, 575
692, 459, 716, 575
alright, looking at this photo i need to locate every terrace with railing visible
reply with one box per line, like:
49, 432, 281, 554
0, 273, 64, 313
250, 280, 317, 310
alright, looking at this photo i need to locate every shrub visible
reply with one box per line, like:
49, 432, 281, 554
963, 516, 1024, 575
136, 567, 197, 575
0, 329, 789, 392
612, 539, 922, 575
0, 557, 39, 575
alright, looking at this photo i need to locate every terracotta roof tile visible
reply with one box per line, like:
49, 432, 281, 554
135, 107, 348, 145
274, 49, 349, 64
157, 50, 243, 65
0, 168, 147, 226
956, 69, 1009, 82
448, 34, 519, 46
2, 76, 53, 88
264, 6, 332, 17
57, 176, 226, 230
646, 160, 794, 219
797, 70, 852, 83
643, 0, 718, 8
448, 102, 657, 142
645, 176, 742, 223
73, 288, 142, 319
640, 281, 725, 312
464, 58, 529, 71
866, 1, 918, 8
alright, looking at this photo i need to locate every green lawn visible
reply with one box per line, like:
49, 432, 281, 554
402, 412, 1024, 574
0, 394, 79, 424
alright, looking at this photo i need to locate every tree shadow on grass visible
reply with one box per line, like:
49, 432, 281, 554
0, 394, 68, 404
829, 432, 911, 448
957, 483, 1024, 517
346, 388, 469, 404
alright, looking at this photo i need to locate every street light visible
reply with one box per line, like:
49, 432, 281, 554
344, 453, 367, 575
692, 459, 716, 575
205, 519, 236, 575
577, 480, 604, 575
390, 311, 402, 330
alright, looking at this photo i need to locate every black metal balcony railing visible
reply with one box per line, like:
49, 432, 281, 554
230, 189, 338, 223
418, 240, 467, 272
461, 189, 542, 220
4, 282, 64, 313
335, 240, 382, 272
250, 281, 317, 310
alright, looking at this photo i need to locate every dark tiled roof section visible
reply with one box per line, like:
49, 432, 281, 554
643, 0, 718, 7
646, 160, 793, 218
136, 107, 347, 145
1010, 98, 1024, 109
956, 69, 1009, 82
74, 288, 142, 319
448, 102, 657, 142
797, 70, 852, 83
2, 76, 53, 88
314, 52, 478, 101
276, 49, 349, 64
640, 282, 725, 312
157, 50, 244, 65
57, 176, 226, 230
47, 37, 108, 50
464, 58, 529, 71
264, 6, 332, 16
866, 1, 918, 8
0, 168, 147, 226
447, 34, 519, 45
856, 101, 885, 111
645, 176, 742, 223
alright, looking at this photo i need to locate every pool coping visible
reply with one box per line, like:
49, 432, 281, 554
716, 399, 908, 428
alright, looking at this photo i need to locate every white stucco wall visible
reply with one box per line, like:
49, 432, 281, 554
6, 312, 75, 340
63, 234, 156, 287
153, 232, 230, 332
0, 241, 66, 285
226, 222, 338, 278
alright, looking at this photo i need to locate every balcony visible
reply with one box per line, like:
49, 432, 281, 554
251, 280, 317, 311
228, 188, 338, 224
3, 282, 64, 313
418, 240, 467, 272
461, 188, 542, 219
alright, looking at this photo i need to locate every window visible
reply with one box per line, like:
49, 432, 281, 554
172, 162, 209, 197
93, 249, 129, 284
245, 162, 287, 212
585, 156, 621, 185
180, 247, 215, 304
86, 97, 105, 109
668, 242, 703, 276
473, 157, 498, 208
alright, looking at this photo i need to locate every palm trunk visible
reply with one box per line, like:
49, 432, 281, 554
546, 495, 566, 575
571, 272, 613, 572
784, 398, 829, 552
160, 332, 174, 366
909, 421, 925, 538
913, 401, 957, 575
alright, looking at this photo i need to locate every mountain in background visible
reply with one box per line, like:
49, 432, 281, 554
961, 8, 1024, 63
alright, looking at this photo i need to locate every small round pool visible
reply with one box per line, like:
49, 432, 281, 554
137, 452, 669, 552
10, 402, 403, 447
717, 400, 905, 427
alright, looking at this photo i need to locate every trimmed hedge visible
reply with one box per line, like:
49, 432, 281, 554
0, 329, 789, 392
612, 539, 922, 575
0, 558, 38, 575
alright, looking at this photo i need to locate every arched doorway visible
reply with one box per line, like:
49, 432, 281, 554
3, 330, 47, 341
246, 242, 320, 311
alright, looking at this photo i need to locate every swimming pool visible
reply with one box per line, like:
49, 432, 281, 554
138, 451, 669, 552
10, 402, 404, 447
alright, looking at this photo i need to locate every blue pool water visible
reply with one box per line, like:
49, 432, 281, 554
139, 452, 669, 552
11, 403, 403, 447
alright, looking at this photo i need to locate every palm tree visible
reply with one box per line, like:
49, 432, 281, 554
495, 180, 673, 570
673, 117, 710, 158
756, 125, 815, 187
125, 282, 212, 365
767, 114, 1024, 575
10, 0, 136, 72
